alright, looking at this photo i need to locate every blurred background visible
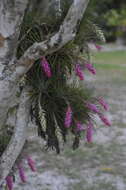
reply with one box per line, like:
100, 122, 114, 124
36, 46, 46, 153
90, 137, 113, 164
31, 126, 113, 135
90, 0, 126, 45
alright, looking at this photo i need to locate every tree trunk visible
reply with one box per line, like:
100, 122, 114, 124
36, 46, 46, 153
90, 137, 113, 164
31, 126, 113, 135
0, 0, 90, 185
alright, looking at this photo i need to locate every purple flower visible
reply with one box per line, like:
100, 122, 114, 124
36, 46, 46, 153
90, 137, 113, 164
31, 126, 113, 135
6, 176, 13, 190
86, 122, 93, 143
99, 114, 111, 126
95, 44, 102, 51
64, 106, 72, 128
18, 164, 26, 183
87, 103, 100, 113
75, 64, 84, 80
76, 122, 84, 131
27, 156, 36, 172
85, 63, 96, 75
98, 97, 109, 111
41, 56, 52, 78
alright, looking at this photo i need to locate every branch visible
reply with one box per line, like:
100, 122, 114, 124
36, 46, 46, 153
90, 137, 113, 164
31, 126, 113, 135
15, 0, 90, 80
0, 0, 28, 130
0, 0, 90, 185
0, 0, 90, 128
0, 0, 28, 72
0, 87, 31, 186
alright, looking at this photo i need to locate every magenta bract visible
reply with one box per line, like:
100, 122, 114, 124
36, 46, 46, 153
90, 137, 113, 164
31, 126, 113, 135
76, 122, 84, 131
87, 103, 100, 113
41, 56, 52, 78
64, 106, 72, 128
98, 97, 109, 111
99, 114, 111, 126
75, 64, 84, 80
95, 44, 102, 51
18, 164, 26, 183
27, 156, 36, 172
86, 122, 93, 143
6, 176, 13, 190
85, 63, 96, 75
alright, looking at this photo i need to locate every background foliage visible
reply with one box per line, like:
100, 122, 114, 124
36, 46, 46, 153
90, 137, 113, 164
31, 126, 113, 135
89, 0, 126, 43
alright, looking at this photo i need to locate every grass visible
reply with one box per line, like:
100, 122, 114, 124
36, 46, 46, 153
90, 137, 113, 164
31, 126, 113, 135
93, 50, 126, 69
71, 181, 118, 190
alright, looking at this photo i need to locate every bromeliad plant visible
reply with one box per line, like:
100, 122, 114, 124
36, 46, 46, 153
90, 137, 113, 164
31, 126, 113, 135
16, 9, 111, 154
0, 1, 112, 188
24, 43, 111, 154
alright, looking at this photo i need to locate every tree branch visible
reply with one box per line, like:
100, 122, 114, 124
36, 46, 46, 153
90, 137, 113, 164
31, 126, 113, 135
0, 0, 28, 75
0, 87, 31, 186
0, 0, 28, 131
0, 0, 90, 132
15, 0, 90, 79
0, 0, 90, 185
0, 0, 90, 126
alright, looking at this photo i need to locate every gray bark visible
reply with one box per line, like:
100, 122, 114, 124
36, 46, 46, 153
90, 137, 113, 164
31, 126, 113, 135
0, 0, 90, 185
0, 87, 31, 185
0, 0, 29, 131
0, 0, 28, 67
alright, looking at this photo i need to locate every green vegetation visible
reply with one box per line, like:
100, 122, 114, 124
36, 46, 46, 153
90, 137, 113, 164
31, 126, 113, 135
93, 50, 126, 69
89, 0, 126, 42
17, 4, 105, 154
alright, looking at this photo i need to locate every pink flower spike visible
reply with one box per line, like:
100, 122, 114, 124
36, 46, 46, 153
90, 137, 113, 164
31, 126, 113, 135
95, 44, 102, 51
64, 106, 72, 128
99, 114, 111, 126
6, 176, 13, 190
18, 164, 27, 183
85, 63, 96, 75
98, 97, 109, 111
27, 156, 36, 172
76, 122, 84, 132
75, 64, 84, 80
41, 56, 52, 78
87, 103, 100, 113
86, 122, 93, 143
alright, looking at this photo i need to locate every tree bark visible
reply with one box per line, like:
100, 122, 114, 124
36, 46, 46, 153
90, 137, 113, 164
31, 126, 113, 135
0, 0, 90, 185
0, 0, 29, 131
0, 0, 28, 66
0, 87, 31, 185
